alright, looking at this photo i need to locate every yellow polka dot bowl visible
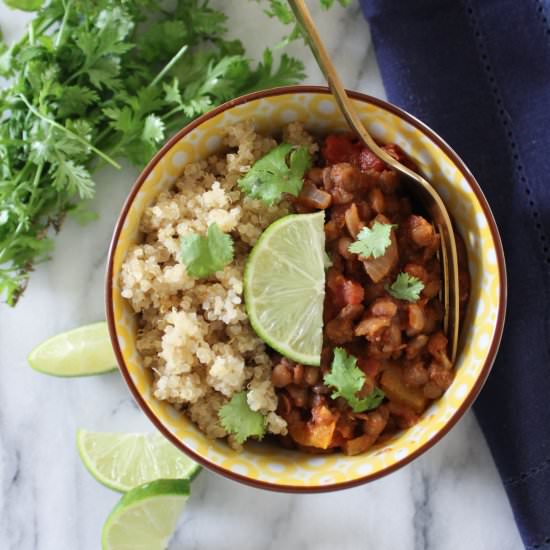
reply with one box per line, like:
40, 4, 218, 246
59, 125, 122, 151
106, 86, 506, 492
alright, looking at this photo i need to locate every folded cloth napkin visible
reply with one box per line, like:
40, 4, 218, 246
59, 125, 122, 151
358, 0, 550, 547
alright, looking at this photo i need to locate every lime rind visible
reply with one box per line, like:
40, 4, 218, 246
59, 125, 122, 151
77, 430, 201, 493
28, 321, 117, 377
244, 212, 326, 366
102, 479, 190, 550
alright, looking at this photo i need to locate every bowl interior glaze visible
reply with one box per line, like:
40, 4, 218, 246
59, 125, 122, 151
106, 87, 505, 492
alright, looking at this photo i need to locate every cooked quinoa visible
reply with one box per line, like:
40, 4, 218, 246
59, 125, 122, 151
120, 121, 318, 449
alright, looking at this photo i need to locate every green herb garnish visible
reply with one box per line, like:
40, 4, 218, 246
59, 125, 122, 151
218, 391, 266, 444
348, 222, 397, 259
323, 347, 385, 413
180, 223, 234, 278
386, 272, 425, 302
4, 0, 44, 10
262, 0, 353, 44
238, 143, 311, 205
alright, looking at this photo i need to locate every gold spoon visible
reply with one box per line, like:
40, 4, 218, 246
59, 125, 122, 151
288, 0, 460, 361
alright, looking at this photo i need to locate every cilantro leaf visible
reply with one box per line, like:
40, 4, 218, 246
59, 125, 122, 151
386, 272, 425, 302
262, 0, 353, 43
137, 20, 189, 63
348, 222, 397, 259
244, 50, 306, 93
238, 143, 311, 205
87, 57, 122, 90
142, 114, 165, 144
218, 391, 266, 444
163, 78, 183, 105
323, 347, 385, 413
197, 55, 251, 103
51, 160, 95, 199
57, 86, 100, 118
320, 0, 353, 7
180, 223, 234, 278
174, 1, 228, 39
264, 0, 295, 24
4, 0, 44, 11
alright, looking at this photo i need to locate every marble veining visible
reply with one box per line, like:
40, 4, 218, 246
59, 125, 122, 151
0, 2, 523, 549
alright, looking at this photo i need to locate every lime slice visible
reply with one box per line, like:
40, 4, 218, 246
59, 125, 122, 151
244, 211, 326, 366
77, 430, 201, 492
28, 321, 117, 377
102, 479, 189, 550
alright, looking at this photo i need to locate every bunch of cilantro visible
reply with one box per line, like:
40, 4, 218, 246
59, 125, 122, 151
0, 0, 349, 306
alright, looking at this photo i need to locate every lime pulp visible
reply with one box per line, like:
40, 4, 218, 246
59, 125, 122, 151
28, 321, 117, 377
77, 430, 201, 493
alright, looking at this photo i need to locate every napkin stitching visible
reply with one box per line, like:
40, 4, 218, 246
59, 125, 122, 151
462, 0, 550, 269
534, 0, 550, 36
528, 534, 550, 549
503, 457, 550, 487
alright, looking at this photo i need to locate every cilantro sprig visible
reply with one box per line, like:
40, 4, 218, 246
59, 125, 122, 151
386, 272, 425, 302
180, 223, 234, 278
218, 391, 266, 444
348, 222, 397, 259
262, 0, 353, 44
323, 348, 385, 413
0, 0, 348, 306
4, 0, 44, 11
238, 143, 312, 205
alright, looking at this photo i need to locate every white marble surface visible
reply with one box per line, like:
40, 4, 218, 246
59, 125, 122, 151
0, 2, 523, 549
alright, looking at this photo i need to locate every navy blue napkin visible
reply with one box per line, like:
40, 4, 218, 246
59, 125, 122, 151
358, 0, 550, 547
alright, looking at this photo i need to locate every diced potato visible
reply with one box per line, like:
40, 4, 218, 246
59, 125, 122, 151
289, 421, 336, 450
309, 422, 337, 449
380, 366, 428, 414
342, 434, 376, 456
288, 405, 338, 450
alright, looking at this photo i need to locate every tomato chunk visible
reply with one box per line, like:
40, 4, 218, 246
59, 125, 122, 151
327, 269, 364, 305
342, 279, 364, 305
359, 147, 386, 172
322, 134, 362, 164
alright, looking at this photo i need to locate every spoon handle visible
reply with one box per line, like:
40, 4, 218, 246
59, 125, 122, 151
288, 0, 394, 167
288, 0, 460, 361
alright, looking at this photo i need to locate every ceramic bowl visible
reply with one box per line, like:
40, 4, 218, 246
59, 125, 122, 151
106, 86, 506, 492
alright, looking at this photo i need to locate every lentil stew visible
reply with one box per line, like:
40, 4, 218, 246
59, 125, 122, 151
272, 133, 470, 456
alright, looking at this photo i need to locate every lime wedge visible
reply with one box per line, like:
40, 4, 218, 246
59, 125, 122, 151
244, 211, 326, 366
102, 479, 189, 550
77, 430, 201, 493
28, 322, 117, 377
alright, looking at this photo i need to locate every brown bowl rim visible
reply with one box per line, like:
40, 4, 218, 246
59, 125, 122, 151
105, 85, 507, 494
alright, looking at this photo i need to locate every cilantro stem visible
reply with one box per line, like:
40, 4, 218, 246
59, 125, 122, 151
28, 20, 35, 47
16, 94, 121, 170
95, 141, 126, 170
14, 16, 55, 52
28, 161, 44, 211
11, 161, 32, 188
0, 220, 25, 263
161, 106, 185, 120
148, 44, 188, 89
92, 126, 113, 150
55, 0, 73, 49
64, 71, 82, 86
